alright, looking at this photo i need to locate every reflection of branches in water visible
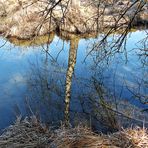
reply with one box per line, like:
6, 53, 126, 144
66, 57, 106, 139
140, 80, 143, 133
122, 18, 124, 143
55, 40, 65, 61
77, 75, 148, 130
0, 40, 7, 48
83, 0, 146, 62
41, 44, 57, 63
27, 50, 65, 98
121, 31, 148, 107
27, 55, 65, 123
136, 31, 148, 67
125, 73, 148, 105
25, 36, 68, 122
74, 45, 148, 129
82, 30, 147, 117
24, 33, 148, 130
0, 0, 147, 132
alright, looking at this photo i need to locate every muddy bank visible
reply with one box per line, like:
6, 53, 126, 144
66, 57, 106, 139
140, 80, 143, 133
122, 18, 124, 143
0, 116, 148, 148
0, 0, 147, 39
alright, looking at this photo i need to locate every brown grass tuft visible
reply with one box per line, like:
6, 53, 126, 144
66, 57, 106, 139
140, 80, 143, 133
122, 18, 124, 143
0, 117, 148, 148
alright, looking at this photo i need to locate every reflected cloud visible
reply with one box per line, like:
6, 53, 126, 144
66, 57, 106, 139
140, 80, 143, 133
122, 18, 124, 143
9, 73, 26, 84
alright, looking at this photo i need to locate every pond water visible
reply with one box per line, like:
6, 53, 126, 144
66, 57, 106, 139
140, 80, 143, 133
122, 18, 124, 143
0, 30, 147, 132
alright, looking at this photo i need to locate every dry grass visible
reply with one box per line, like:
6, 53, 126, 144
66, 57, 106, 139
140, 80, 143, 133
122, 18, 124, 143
0, 116, 148, 148
0, 0, 147, 39
51, 126, 148, 148
0, 116, 52, 148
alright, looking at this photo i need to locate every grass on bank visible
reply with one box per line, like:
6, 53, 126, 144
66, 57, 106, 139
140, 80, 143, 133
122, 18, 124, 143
0, 116, 148, 148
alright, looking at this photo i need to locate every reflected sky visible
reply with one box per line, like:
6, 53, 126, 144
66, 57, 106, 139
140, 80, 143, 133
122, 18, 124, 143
0, 30, 147, 131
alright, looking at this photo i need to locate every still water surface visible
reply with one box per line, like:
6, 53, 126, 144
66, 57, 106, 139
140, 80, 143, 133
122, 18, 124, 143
0, 30, 147, 131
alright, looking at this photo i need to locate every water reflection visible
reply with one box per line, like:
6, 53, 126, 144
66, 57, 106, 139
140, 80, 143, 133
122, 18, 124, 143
65, 37, 79, 126
0, 30, 147, 132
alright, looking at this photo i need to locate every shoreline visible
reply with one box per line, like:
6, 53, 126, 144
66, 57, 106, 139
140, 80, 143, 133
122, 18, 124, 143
0, 0, 147, 39
1, 26, 147, 47
0, 116, 148, 147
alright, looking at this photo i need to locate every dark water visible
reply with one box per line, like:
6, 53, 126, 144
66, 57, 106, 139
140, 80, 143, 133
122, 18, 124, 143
0, 30, 147, 131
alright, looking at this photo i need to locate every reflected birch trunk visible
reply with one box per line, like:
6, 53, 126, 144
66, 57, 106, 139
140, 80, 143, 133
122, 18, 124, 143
64, 37, 79, 126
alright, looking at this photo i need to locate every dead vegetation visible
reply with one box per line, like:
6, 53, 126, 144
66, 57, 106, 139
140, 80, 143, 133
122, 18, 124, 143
0, 0, 147, 39
0, 116, 148, 148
